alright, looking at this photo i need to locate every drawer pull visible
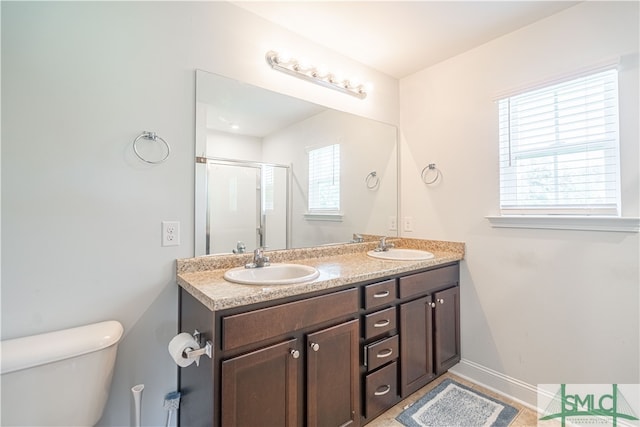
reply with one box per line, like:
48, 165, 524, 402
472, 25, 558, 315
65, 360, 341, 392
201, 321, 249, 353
374, 385, 391, 396
376, 348, 393, 359
373, 290, 390, 298
374, 319, 390, 328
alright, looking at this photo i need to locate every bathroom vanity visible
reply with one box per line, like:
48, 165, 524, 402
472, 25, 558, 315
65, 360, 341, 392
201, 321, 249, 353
176, 239, 464, 426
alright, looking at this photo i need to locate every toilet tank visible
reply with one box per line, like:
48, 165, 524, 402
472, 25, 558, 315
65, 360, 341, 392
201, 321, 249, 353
0, 320, 124, 427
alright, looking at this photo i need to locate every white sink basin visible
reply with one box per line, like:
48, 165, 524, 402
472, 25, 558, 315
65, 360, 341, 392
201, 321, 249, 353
367, 248, 435, 261
224, 263, 320, 285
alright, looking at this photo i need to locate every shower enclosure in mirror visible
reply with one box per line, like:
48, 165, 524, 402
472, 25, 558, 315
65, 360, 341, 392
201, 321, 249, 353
195, 69, 398, 256
204, 158, 289, 254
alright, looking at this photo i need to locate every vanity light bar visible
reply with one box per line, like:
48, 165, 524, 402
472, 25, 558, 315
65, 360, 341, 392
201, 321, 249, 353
265, 50, 368, 99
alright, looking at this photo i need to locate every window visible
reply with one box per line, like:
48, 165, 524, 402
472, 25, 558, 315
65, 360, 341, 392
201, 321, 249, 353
498, 68, 620, 216
262, 165, 274, 211
308, 144, 340, 214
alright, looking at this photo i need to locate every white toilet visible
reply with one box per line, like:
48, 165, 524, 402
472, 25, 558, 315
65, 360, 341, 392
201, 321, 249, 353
0, 320, 124, 426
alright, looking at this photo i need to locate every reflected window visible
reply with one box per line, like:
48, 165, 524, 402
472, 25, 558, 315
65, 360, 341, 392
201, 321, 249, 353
262, 165, 274, 212
308, 144, 340, 212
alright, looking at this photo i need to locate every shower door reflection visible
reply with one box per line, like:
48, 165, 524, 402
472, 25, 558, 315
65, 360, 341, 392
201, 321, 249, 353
207, 159, 289, 254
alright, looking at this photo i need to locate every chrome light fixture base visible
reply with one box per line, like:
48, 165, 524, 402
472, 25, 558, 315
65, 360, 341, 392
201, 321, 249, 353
265, 50, 367, 99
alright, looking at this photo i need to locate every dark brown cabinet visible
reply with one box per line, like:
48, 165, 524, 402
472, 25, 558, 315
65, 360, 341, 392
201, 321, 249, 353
221, 338, 299, 427
361, 279, 400, 423
218, 288, 360, 427
433, 286, 461, 374
221, 320, 360, 427
307, 320, 360, 427
178, 261, 460, 427
399, 266, 460, 397
364, 361, 399, 419
399, 296, 435, 396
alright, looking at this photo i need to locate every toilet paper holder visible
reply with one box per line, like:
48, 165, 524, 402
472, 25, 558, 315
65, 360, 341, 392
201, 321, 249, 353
183, 329, 212, 360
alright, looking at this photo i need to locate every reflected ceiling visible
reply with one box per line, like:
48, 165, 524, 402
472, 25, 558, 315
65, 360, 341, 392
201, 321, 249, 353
198, 74, 326, 137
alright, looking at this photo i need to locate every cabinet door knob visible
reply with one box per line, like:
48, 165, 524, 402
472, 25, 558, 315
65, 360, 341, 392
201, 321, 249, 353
373, 319, 390, 328
290, 349, 300, 359
374, 385, 391, 396
429, 302, 436, 308
438, 298, 445, 304
309, 342, 320, 352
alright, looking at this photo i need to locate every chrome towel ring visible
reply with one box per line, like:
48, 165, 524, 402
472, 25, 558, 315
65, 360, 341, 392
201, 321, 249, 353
365, 171, 380, 189
421, 163, 441, 185
133, 131, 171, 164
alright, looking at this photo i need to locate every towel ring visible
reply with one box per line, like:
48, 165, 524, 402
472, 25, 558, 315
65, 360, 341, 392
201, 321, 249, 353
421, 163, 441, 185
365, 171, 380, 189
133, 131, 171, 164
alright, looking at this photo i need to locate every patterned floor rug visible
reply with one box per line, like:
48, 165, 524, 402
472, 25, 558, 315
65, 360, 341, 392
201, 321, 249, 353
396, 378, 519, 427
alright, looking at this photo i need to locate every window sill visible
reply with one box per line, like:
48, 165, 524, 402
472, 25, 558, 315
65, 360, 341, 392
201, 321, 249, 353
304, 212, 344, 222
486, 215, 639, 233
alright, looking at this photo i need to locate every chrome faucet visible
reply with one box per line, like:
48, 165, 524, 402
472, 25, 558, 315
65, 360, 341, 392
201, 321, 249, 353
246, 247, 270, 268
375, 237, 395, 252
232, 241, 246, 254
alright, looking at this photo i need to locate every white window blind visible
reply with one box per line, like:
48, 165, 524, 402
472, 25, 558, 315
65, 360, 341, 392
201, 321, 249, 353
308, 144, 340, 212
262, 165, 274, 211
498, 68, 620, 216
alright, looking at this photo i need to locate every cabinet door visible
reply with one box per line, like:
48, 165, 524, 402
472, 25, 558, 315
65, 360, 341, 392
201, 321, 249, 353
221, 338, 299, 427
434, 286, 461, 374
399, 296, 435, 397
307, 319, 361, 427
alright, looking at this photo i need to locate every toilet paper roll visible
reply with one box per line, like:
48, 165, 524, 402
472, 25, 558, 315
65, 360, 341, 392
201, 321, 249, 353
168, 333, 200, 368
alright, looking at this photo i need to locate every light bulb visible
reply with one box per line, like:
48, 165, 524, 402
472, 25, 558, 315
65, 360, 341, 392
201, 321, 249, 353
315, 65, 330, 79
297, 57, 313, 73
277, 50, 292, 64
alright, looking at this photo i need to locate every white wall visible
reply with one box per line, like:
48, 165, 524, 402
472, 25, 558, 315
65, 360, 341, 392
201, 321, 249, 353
1, 2, 397, 426
400, 1, 639, 406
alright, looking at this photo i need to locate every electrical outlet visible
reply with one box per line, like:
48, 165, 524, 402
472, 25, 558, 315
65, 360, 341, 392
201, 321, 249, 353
388, 216, 397, 231
162, 221, 180, 246
403, 217, 413, 232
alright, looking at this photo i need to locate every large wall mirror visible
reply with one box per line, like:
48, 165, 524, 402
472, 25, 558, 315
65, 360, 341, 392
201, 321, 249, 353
195, 69, 398, 256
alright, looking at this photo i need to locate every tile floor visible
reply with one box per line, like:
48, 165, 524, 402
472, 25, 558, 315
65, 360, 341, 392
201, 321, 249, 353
367, 372, 555, 427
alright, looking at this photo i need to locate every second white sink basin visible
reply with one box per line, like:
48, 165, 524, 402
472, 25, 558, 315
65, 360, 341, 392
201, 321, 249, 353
224, 263, 320, 286
367, 248, 435, 261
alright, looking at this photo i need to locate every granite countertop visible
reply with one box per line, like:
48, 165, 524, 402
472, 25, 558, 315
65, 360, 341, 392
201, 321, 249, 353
176, 238, 465, 312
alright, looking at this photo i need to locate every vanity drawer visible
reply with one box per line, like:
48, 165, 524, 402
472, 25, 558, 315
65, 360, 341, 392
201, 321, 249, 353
398, 264, 459, 299
365, 361, 399, 419
222, 288, 358, 351
363, 306, 396, 340
363, 279, 396, 310
365, 335, 399, 371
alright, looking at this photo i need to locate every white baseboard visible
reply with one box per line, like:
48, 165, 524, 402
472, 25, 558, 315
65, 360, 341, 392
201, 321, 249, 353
449, 358, 540, 412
